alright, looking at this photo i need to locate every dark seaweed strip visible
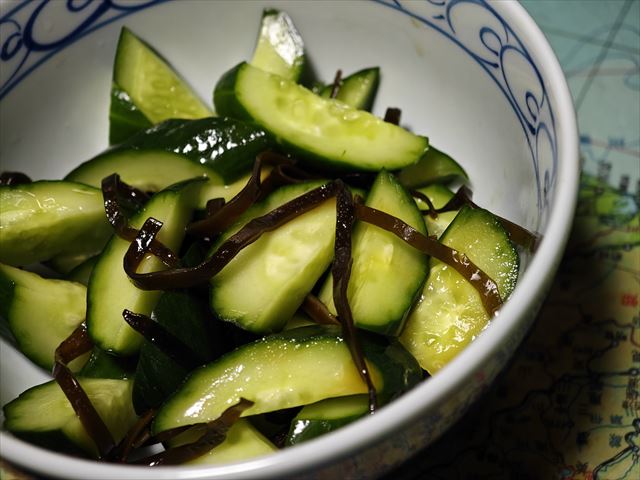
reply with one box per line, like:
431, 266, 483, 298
205, 198, 226, 217
186, 152, 296, 238
354, 202, 503, 315
301, 294, 340, 326
332, 182, 378, 414
125, 182, 339, 290
410, 189, 438, 219
135, 398, 254, 466
101, 174, 178, 267
330, 69, 343, 99
52, 325, 115, 459
417, 186, 540, 251
383, 107, 401, 125
110, 408, 155, 463
0, 171, 32, 186
122, 310, 203, 370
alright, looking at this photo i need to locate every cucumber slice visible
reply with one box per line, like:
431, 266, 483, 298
210, 181, 336, 334
170, 419, 277, 465
397, 146, 468, 188
0, 264, 87, 371
400, 206, 519, 373
0, 181, 112, 267
318, 170, 429, 335
65, 149, 221, 192
66, 256, 99, 286
251, 9, 305, 81
319, 67, 380, 111
214, 62, 428, 172
286, 394, 368, 446
116, 117, 275, 183
3, 378, 137, 457
78, 348, 134, 380
153, 325, 421, 433
48, 251, 98, 276
110, 27, 212, 144
87, 179, 205, 356
414, 184, 459, 239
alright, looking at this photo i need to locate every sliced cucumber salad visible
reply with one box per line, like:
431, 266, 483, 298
0, 8, 535, 467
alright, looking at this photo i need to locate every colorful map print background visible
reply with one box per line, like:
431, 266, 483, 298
387, 1, 640, 478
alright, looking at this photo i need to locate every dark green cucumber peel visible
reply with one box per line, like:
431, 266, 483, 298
78, 348, 135, 380
214, 62, 428, 172
133, 291, 217, 414
117, 117, 275, 183
286, 394, 369, 446
397, 146, 468, 188
109, 85, 153, 145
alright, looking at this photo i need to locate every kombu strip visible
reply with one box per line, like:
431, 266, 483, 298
331, 182, 378, 414
0, 171, 32, 186
383, 107, 401, 125
301, 294, 340, 326
329, 69, 343, 99
135, 398, 254, 466
415, 185, 540, 251
101, 174, 178, 267
52, 324, 116, 459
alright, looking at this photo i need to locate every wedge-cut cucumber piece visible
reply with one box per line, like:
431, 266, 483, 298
3, 378, 136, 457
65, 149, 221, 192
400, 206, 519, 373
413, 184, 459, 239
0, 181, 111, 266
214, 62, 428, 172
320, 67, 380, 111
170, 419, 277, 465
286, 394, 368, 445
87, 179, 205, 356
117, 117, 275, 183
251, 9, 305, 81
66, 256, 99, 286
110, 27, 212, 144
397, 146, 468, 188
153, 325, 421, 433
0, 264, 87, 370
318, 170, 429, 335
210, 181, 336, 334
78, 348, 134, 380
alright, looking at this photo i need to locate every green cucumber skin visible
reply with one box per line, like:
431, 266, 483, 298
78, 348, 135, 380
0, 181, 112, 267
117, 117, 275, 183
133, 291, 217, 414
109, 84, 153, 145
251, 9, 306, 82
214, 62, 428, 173
414, 184, 459, 239
397, 146, 468, 188
0, 264, 87, 370
320, 67, 380, 111
152, 325, 421, 434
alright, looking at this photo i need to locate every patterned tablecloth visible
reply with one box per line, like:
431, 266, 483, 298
388, 1, 640, 478
0, 1, 638, 480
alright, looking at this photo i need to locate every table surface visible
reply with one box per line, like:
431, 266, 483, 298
1, 1, 639, 480
388, 1, 640, 478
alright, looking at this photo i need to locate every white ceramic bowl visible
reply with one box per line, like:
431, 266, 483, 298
0, 0, 578, 478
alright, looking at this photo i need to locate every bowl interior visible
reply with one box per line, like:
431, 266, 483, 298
0, 1, 575, 478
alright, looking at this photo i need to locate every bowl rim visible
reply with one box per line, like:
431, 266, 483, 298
0, 1, 579, 478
